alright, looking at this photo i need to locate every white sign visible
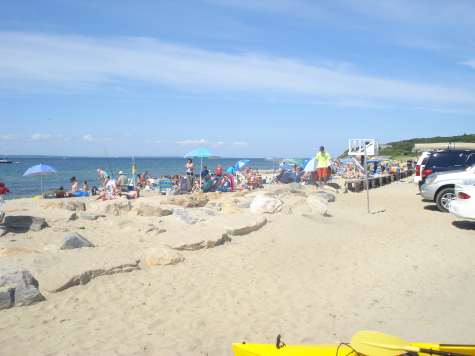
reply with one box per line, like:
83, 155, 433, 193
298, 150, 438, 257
348, 139, 379, 156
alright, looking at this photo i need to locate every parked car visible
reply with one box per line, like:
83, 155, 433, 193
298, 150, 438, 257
420, 150, 475, 186
414, 151, 431, 186
449, 184, 475, 220
420, 165, 475, 212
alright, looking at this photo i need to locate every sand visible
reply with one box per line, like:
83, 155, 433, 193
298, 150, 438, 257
1, 180, 475, 355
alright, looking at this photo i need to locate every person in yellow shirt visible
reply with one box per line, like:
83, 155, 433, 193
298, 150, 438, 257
315, 146, 331, 184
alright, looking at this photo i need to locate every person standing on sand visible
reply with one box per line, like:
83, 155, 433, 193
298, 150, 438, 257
316, 146, 331, 185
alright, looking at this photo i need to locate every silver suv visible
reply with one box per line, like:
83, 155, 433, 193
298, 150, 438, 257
420, 165, 475, 212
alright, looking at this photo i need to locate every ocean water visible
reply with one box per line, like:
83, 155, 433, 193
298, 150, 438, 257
0, 157, 276, 199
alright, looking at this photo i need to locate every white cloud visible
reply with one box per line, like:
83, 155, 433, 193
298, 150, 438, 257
216, 141, 225, 145
0, 32, 474, 109
176, 138, 208, 145
82, 133, 94, 142
233, 141, 248, 146
31, 133, 65, 141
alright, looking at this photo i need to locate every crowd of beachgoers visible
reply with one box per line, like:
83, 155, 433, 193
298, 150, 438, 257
0, 146, 413, 203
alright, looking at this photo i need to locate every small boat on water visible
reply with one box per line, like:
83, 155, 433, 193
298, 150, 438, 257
0, 159, 12, 164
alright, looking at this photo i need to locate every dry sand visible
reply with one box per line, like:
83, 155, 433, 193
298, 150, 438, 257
1, 180, 475, 355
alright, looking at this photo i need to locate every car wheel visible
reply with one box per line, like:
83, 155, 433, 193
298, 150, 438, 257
436, 187, 456, 212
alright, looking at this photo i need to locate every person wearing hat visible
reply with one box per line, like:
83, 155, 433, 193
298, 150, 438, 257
315, 146, 332, 185
116, 170, 128, 192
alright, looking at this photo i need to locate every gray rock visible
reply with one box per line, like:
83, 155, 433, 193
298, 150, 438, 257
306, 195, 329, 216
141, 248, 185, 268
61, 232, 95, 250
226, 217, 267, 236
173, 208, 199, 224
172, 233, 231, 251
235, 198, 252, 209
79, 212, 105, 221
63, 201, 86, 212
5, 216, 48, 232
101, 199, 132, 216
0, 268, 45, 310
250, 195, 283, 214
52, 262, 140, 293
315, 191, 336, 203
68, 212, 78, 221
136, 204, 173, 217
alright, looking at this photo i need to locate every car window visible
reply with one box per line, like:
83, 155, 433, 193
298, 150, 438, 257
427, 152, 467, 167
467, 153, 475, 165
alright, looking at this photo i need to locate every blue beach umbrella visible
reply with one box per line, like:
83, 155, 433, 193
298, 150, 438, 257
23, 164, 57, 195
304, 158, 317, 172
235, 159, 250, 171
184, 148, 219, 186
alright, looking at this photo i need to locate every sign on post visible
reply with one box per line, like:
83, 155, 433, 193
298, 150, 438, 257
348, 139, 378, 214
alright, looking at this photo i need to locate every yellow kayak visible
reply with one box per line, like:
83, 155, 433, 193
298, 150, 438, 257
233, 343, 475, 356
233, 331, 475, 356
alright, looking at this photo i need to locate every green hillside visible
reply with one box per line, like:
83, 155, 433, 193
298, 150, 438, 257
380, 133, 475, 158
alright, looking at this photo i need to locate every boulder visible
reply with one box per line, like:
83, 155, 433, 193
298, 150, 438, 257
306, 195, 329, 216
250, 195, 283, 214
0, 267, 45, 310
141, 247, 185, 268
5, 216, 48, 232
167, 194, 209, 208
315, 191, 336, 203
100, 199, 132, 216
79, 212, 106, 221
61, 232, 95, 250
171, 233, 231, 251
44, 200, 86, 212
68, 212, 79, 221
226, 216, 267, 236
136, 204, 173, 217
173, 208, 200, 225
52, 262, 140, 293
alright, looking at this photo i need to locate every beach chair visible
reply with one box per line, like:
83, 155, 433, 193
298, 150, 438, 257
158, 178, 173, 194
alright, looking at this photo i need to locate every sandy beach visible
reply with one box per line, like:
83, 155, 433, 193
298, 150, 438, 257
1, 179, 475, 356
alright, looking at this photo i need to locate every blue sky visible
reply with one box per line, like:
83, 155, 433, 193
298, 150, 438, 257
1, 0, 475, 157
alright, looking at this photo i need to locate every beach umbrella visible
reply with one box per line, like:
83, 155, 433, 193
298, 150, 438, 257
235, 159, 250, 171
184, 148, 219, 187
304, 158, 317, 172
23, 164, 57, 195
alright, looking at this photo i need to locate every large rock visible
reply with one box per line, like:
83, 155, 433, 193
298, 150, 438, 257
100, 199, 132, 216
52, 262, 140, 293
167, 194, 209, 208
226, 216, 267, 236
250, 195, 283, 214
315, 191, 336, 203
44, 200, 86, 212
136, 204, 173, 217
141, 247, 185, 268
172, 233, 231, 251
61, 232, 95, 250
0, 267, 45, 310
306, 195, 329, 216
5, 216, 48, 232
173, 208, 200, 225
